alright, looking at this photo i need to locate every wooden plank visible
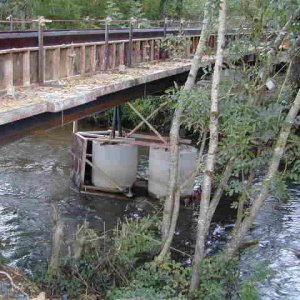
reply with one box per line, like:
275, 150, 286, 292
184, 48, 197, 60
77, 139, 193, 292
52, 48, 60, 80
70, 134, 85, 188
150, 40, 155, 61
22, 51, 30, 86
80, 188, 131, 200
127, 102, 167, 144
109, 43, 117, 69
119, 42, 125, 66
99, 45, 106, 71
85, 46, 91, 73
90, 45, 96, 73
80, 138, 87, 186
73, 47, 80, 75
154, 41, 160, 60
66, 47, 72, 77
80, 45, 86, 75
2, 53, 13, 89
13, 52, 23, 86
59, 48, 68, 78
30, 51, 38, 84
142, 42, 150, 62
135, 41, 141, 64
129, 133, 191, 145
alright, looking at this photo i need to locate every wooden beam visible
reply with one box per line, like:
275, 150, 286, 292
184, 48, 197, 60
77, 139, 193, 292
119, 42, 125, 66
2, 52, 13, 89
22, 51, 30, 86
99, 45, 106, 71
127, 102, 167, 144
110, 43, 117, 69
150, 40, 155, 61
90, 45, 96, 73
80, 45, 86, 75
52, 48, 60, 80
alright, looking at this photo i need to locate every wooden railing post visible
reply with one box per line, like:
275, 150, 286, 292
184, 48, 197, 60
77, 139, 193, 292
35, 16, 52, 84
164, 18, 168, 37
104, 17, 111, 70
8, 15, 13, 31
38, 18, 45, 84
128, 18, 135, 67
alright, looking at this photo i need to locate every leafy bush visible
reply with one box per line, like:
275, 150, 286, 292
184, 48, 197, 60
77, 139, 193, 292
159, 32, 191, 59
107, 259, 190, 299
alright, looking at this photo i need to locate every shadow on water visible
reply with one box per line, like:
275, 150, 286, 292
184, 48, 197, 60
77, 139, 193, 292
0, 123, 299, 299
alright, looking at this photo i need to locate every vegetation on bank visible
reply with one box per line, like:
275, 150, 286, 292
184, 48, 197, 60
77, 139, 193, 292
27, 215, 269, 299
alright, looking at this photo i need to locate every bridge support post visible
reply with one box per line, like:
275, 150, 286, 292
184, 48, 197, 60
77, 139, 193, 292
112, 106, 122, 138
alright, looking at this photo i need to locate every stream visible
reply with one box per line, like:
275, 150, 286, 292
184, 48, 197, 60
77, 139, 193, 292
0, 124, 299, 299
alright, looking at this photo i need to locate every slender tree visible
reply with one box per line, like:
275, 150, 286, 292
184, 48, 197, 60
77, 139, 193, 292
225, 88, 300, 257
159, 0, 211, 258
190, 0, 227, 292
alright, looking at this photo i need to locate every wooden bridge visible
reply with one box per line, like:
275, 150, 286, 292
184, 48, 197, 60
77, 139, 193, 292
0, 19, 243, 145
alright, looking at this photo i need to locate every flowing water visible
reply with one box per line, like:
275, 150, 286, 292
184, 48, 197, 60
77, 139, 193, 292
0, 124, 299, 299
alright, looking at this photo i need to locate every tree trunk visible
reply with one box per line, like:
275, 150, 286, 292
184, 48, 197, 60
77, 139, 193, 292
160, 0, 211, 246
225, 88, 300, 257
234, 170, 256, 233
206, 155, 236, 227
48, 203, 64, 274
157, 189, 181, 262
189, 0, 227, 292
184, 1, 211, 90
290, 37, 300, 89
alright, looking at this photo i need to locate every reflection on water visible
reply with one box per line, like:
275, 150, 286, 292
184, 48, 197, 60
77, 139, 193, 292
0, 123, 299, 298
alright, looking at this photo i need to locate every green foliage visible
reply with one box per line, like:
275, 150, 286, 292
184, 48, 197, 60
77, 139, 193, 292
159, 31, 190, 59
29, 216, 160, 298
107, 260, 190, 299
35, 0, 81, 20
111, 216, 160, 270
93, 96, 172, 132
193, 256, 239, 300
285, 134, 300, 182
105, 0, 124, 20
108, 255, 267, 300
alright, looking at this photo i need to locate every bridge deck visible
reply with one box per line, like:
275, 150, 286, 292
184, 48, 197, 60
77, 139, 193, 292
0, 59, 212, 127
